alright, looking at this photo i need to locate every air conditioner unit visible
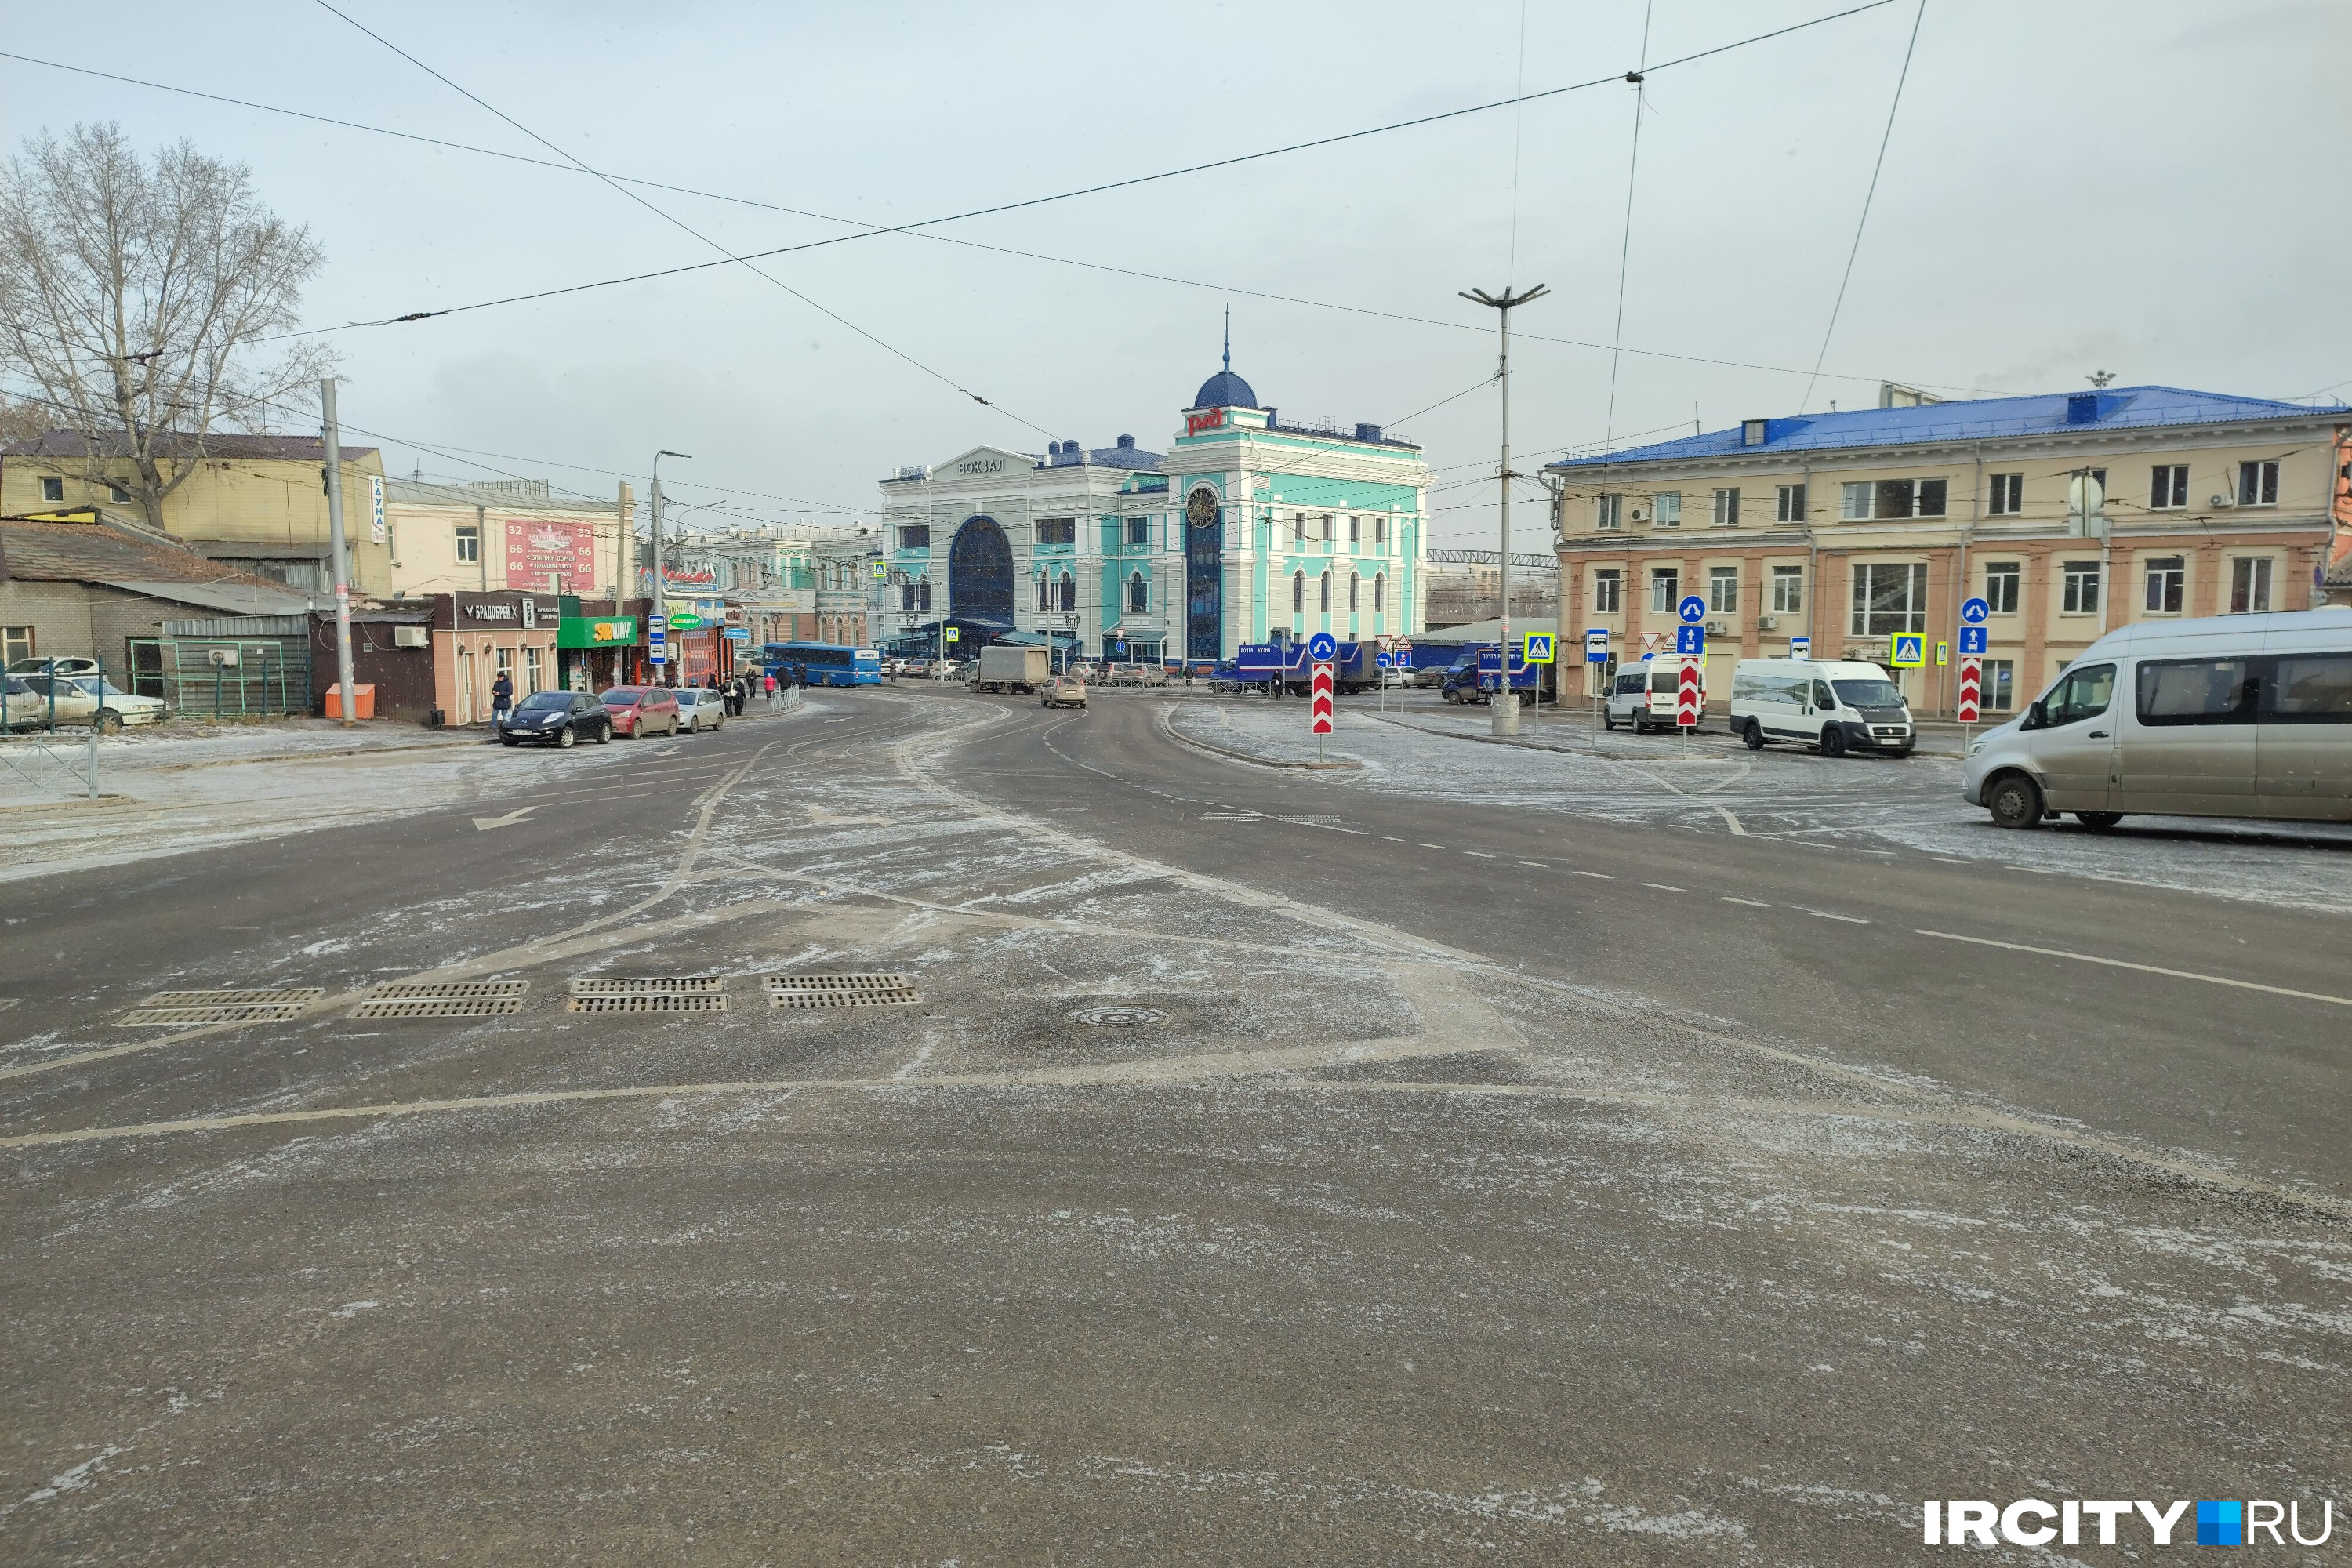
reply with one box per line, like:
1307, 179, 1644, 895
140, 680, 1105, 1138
1758, 615, 1779, 631
2210, 494, 2235, 508
392, 625, 429, 648
1631, 508, 1648, 522
1704, 619, 1730, 635
206, 648, 238, 669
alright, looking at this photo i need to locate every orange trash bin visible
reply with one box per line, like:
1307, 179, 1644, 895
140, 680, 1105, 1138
324, 683, 376, 720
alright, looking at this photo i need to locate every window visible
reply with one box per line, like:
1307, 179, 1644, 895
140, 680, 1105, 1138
2143, 556, 2185, 614
1056, 572, 1076, 612
2042, 662, 2115, 728
1373, 516, 1387, 546
1650, 567, 1679, 614
1319, 514, 1334, 542
1035, 574, 1050, 612
1770, 565, 1803, 612
2238, 459, 2279, 506
1988, 473, 2024, 515
2230, 556, 2273, 613
1849, 562, 1929, 636
1776, 484, 1806, 524
1292, 570, 1305, 612
1037, 518, 1076, 546
1127, 517, 1150, 546
2136, 657, 2255, 726
1318, 570, 1331, 612
1348, 515, 1360, 543
455, 526, 480, 564
901, 579, 918, 612
524, 645, 543, 694
1708, 565, 1739, 614
2149, 466, 2189, 510
39, 476, 64, 502
3, 626, 32, 665
1841, 478, 1947, 518
1292, 512, 1307, 544
1984, 561, 2020, 614
1593, 569, 1622, 613
108, 482, 131, 503
2061, 560, 2101, 615
1374, 572, 1385, 612
1127, 572, 1148, 613
1712, 488, 1740, 528
2269, 654, 2352, 721
1596, 494, 1624, 530
1348, 572, 1359, 611
1653, 491, 1682, 528
900, 524, 931, 550
1983, 659, 2015, 712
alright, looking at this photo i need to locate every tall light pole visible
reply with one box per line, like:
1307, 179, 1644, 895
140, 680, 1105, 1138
1461, 283, 1548, 736
320, 378, 358, 727
651, 449, 690, 682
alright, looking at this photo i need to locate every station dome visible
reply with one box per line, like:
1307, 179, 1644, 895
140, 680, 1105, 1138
1192, 367, 1258, 410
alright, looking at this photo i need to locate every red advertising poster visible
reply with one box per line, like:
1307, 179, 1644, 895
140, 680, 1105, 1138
503, 519, 598, 590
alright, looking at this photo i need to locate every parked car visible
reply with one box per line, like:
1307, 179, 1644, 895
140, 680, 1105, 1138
1962, 607, 2352, 830
499, 689, 614, 747
2, 672, 136, 733
1603, 655, 1708, 732
1732, 659, 1911, 757
676, 688, 727, 732
60, 675, 166, 725
1040, 674, 1088, 710
600, 684, 680, 738
6, 656, 101, 677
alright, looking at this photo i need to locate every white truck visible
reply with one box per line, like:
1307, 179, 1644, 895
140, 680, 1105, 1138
971, 644, 1050, 694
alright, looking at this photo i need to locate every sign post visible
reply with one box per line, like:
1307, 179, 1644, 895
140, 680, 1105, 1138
1674, 597, 1706, 753
1958, 597, 1990, 724
649, 613, 667, 675
1522, 632, 1554, 731
1586, 627, 1610, 735
1307, 631, 1337, 759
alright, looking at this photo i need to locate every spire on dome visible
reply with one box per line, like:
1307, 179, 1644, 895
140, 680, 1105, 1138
1192, 307, 1259, 410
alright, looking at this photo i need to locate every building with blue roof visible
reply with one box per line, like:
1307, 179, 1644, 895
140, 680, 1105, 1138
877, 343, 1431, 663
1543, 383, 2350, 716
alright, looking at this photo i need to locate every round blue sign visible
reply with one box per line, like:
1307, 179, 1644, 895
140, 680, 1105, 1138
1960, 597, 1991, 626
1678, 594, 1708, 626
1306, 631, 1338, 662
1375, 652, 1393, 669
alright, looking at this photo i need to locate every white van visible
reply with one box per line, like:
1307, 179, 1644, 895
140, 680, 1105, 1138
1731, 659, 1915, 757
1962, 608, 2352, 829
1602, 655, 1707, 733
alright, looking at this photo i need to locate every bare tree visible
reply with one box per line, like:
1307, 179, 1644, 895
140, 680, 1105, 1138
0, 396, 48, 447
0, 122, 332, 529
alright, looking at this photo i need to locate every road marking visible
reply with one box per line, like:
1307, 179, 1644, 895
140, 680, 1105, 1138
1382, 836, 1407, 843
1419, 843, 1448, 850
1514, 859, 1549, 869
2005, 865, 2056, 874
1918, 930, 2352, 1007
1809, 911, 1870, 924
1933, 857, 1969, 866
470, 805, 538, 831
1719, 897, 1771, 908
1462, 850, 1497, 858
1573, 870, 1613, 880
1640, 883, 1686, 893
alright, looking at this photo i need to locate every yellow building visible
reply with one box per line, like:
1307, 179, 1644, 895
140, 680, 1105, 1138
1548, 386, 2352, 717
2, 429, 390, 597
382, 477, 633, 601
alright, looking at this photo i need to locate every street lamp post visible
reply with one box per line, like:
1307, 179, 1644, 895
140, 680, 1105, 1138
1460, 283, 1548, 736
650, 449, 691, 683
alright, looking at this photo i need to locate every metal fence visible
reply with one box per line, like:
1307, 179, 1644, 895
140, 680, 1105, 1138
0, 735, 99, 800
129, 637, 311, 718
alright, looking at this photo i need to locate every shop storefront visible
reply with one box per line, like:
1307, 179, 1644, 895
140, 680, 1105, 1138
434, 590, 562, 725
556, 597, 637, 691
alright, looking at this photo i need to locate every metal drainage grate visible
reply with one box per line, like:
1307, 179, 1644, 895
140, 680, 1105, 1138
568, 993, 728, 1014
569, 975, 725, 996
766, 972, 918, 1010
117, 988, 324, 1028
1069, 1005, 1170, 1027
350, 996, 527, 1019
366, 980, 530, 1000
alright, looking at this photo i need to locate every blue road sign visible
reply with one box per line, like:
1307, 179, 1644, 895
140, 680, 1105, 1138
1523, 633, 1555, 664
1960, 596, 1991, 626
1374, 652, 1393, 669
1958, 626, 1988, 655
1675, 625, 1707, 656
1585, 630, 1610, 663
1790, 635, 1812, 660
1678, 594, 1708, 626
1890, 633, 1926, 668
1306, 631, 1338, 662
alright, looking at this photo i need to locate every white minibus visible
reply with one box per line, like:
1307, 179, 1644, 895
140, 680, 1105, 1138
1730, 658, 1915, 758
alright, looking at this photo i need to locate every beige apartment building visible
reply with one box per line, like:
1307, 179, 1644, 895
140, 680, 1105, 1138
1547, 385, 2351, 717
383, 477, 633, 601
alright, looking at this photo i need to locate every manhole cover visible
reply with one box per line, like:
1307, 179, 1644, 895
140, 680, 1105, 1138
766, 973, 918, 1009
1067, 1005, 1168, 1027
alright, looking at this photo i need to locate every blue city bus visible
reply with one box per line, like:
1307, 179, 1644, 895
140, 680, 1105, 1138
762, 641, 882, 687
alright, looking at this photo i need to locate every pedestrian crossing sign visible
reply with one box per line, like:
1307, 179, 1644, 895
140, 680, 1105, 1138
1523, 633, 1555, 664
944, 626, 960, 642
1890, 633, 1926, 668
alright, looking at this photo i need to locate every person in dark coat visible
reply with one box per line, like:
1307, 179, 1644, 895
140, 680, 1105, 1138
489, 670, 514, 724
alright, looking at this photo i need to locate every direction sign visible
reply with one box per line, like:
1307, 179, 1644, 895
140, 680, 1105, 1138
1585, 629, 1610, 663
1960, 596, 1991, 626
1306, 630, 1338, 662
724, 627, 750, 641
1957, 655, 1983, 724
1310, 660, 1335, 735
1374, 652, 1393, 669
1678, 594, 1708, 626
1890, 633, 1926, 668
1523, 633, 1555, 665
1958, 626, 1987, 656
1675, 624, 1707, 656
1675, 662, 1700, 728
1789, 635, 1812, 660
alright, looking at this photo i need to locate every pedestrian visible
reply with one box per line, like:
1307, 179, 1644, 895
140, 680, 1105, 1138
763, 670, 777, 705
489, 668, 514, 727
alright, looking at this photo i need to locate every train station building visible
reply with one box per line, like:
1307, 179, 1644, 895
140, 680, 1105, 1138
876, 351, 1433, 664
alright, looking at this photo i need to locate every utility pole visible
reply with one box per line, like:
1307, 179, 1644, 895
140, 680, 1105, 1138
1461, 283, 1548, 736
651, 449, 690, 683
320, 379, 358, 727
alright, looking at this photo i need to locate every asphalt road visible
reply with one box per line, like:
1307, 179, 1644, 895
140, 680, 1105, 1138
2, 689, 2344, 1565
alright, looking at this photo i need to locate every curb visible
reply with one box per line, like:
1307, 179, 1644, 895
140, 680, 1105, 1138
1157, 706, 1363, 771
1363, 711, 1962, 762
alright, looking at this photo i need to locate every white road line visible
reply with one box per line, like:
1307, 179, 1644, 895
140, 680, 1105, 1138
1641, 883, 1686, 893
1462, 850, 1497, 858
1719, 897, 1772, 908
1382, 837, 1407, 843
1809, 911, 1870, 924
1419, 843, 1448, 850
2005, 865, 2057, 874
1918, 930, 2352, 1007
1933, 857, 1969, 866
1573, 870, 1613, 880
1515, 859, 1550, 869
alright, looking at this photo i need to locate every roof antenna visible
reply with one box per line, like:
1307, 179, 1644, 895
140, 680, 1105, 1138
1222, 306, 1231, 372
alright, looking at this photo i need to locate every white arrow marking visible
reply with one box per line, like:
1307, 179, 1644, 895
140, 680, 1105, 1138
654, 746, 681, 757
471, 805, 539, 831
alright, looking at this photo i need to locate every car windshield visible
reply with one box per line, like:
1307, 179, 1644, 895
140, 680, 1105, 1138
66, 677, 131, 697
517, 691, 569, 711
602, 688, 641, 705
1832, 678, 1907, 709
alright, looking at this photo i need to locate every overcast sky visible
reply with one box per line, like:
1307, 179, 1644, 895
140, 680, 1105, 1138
7, 0, 2348, 544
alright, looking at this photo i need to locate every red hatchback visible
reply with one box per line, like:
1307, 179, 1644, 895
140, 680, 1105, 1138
601, 685, 681, 738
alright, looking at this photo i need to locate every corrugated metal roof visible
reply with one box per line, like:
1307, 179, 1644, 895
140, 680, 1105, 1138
3, 429, 376, 463
1549, 386, 2350, 470
100, 580, 314, 616
162, 615, 311, 637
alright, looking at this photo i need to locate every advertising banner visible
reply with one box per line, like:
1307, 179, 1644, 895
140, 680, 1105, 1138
503, 519, 599, 591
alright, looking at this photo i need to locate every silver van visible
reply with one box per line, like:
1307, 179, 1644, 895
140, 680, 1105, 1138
1730, 658, 1915, 757
1962, 608, 2352, 829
